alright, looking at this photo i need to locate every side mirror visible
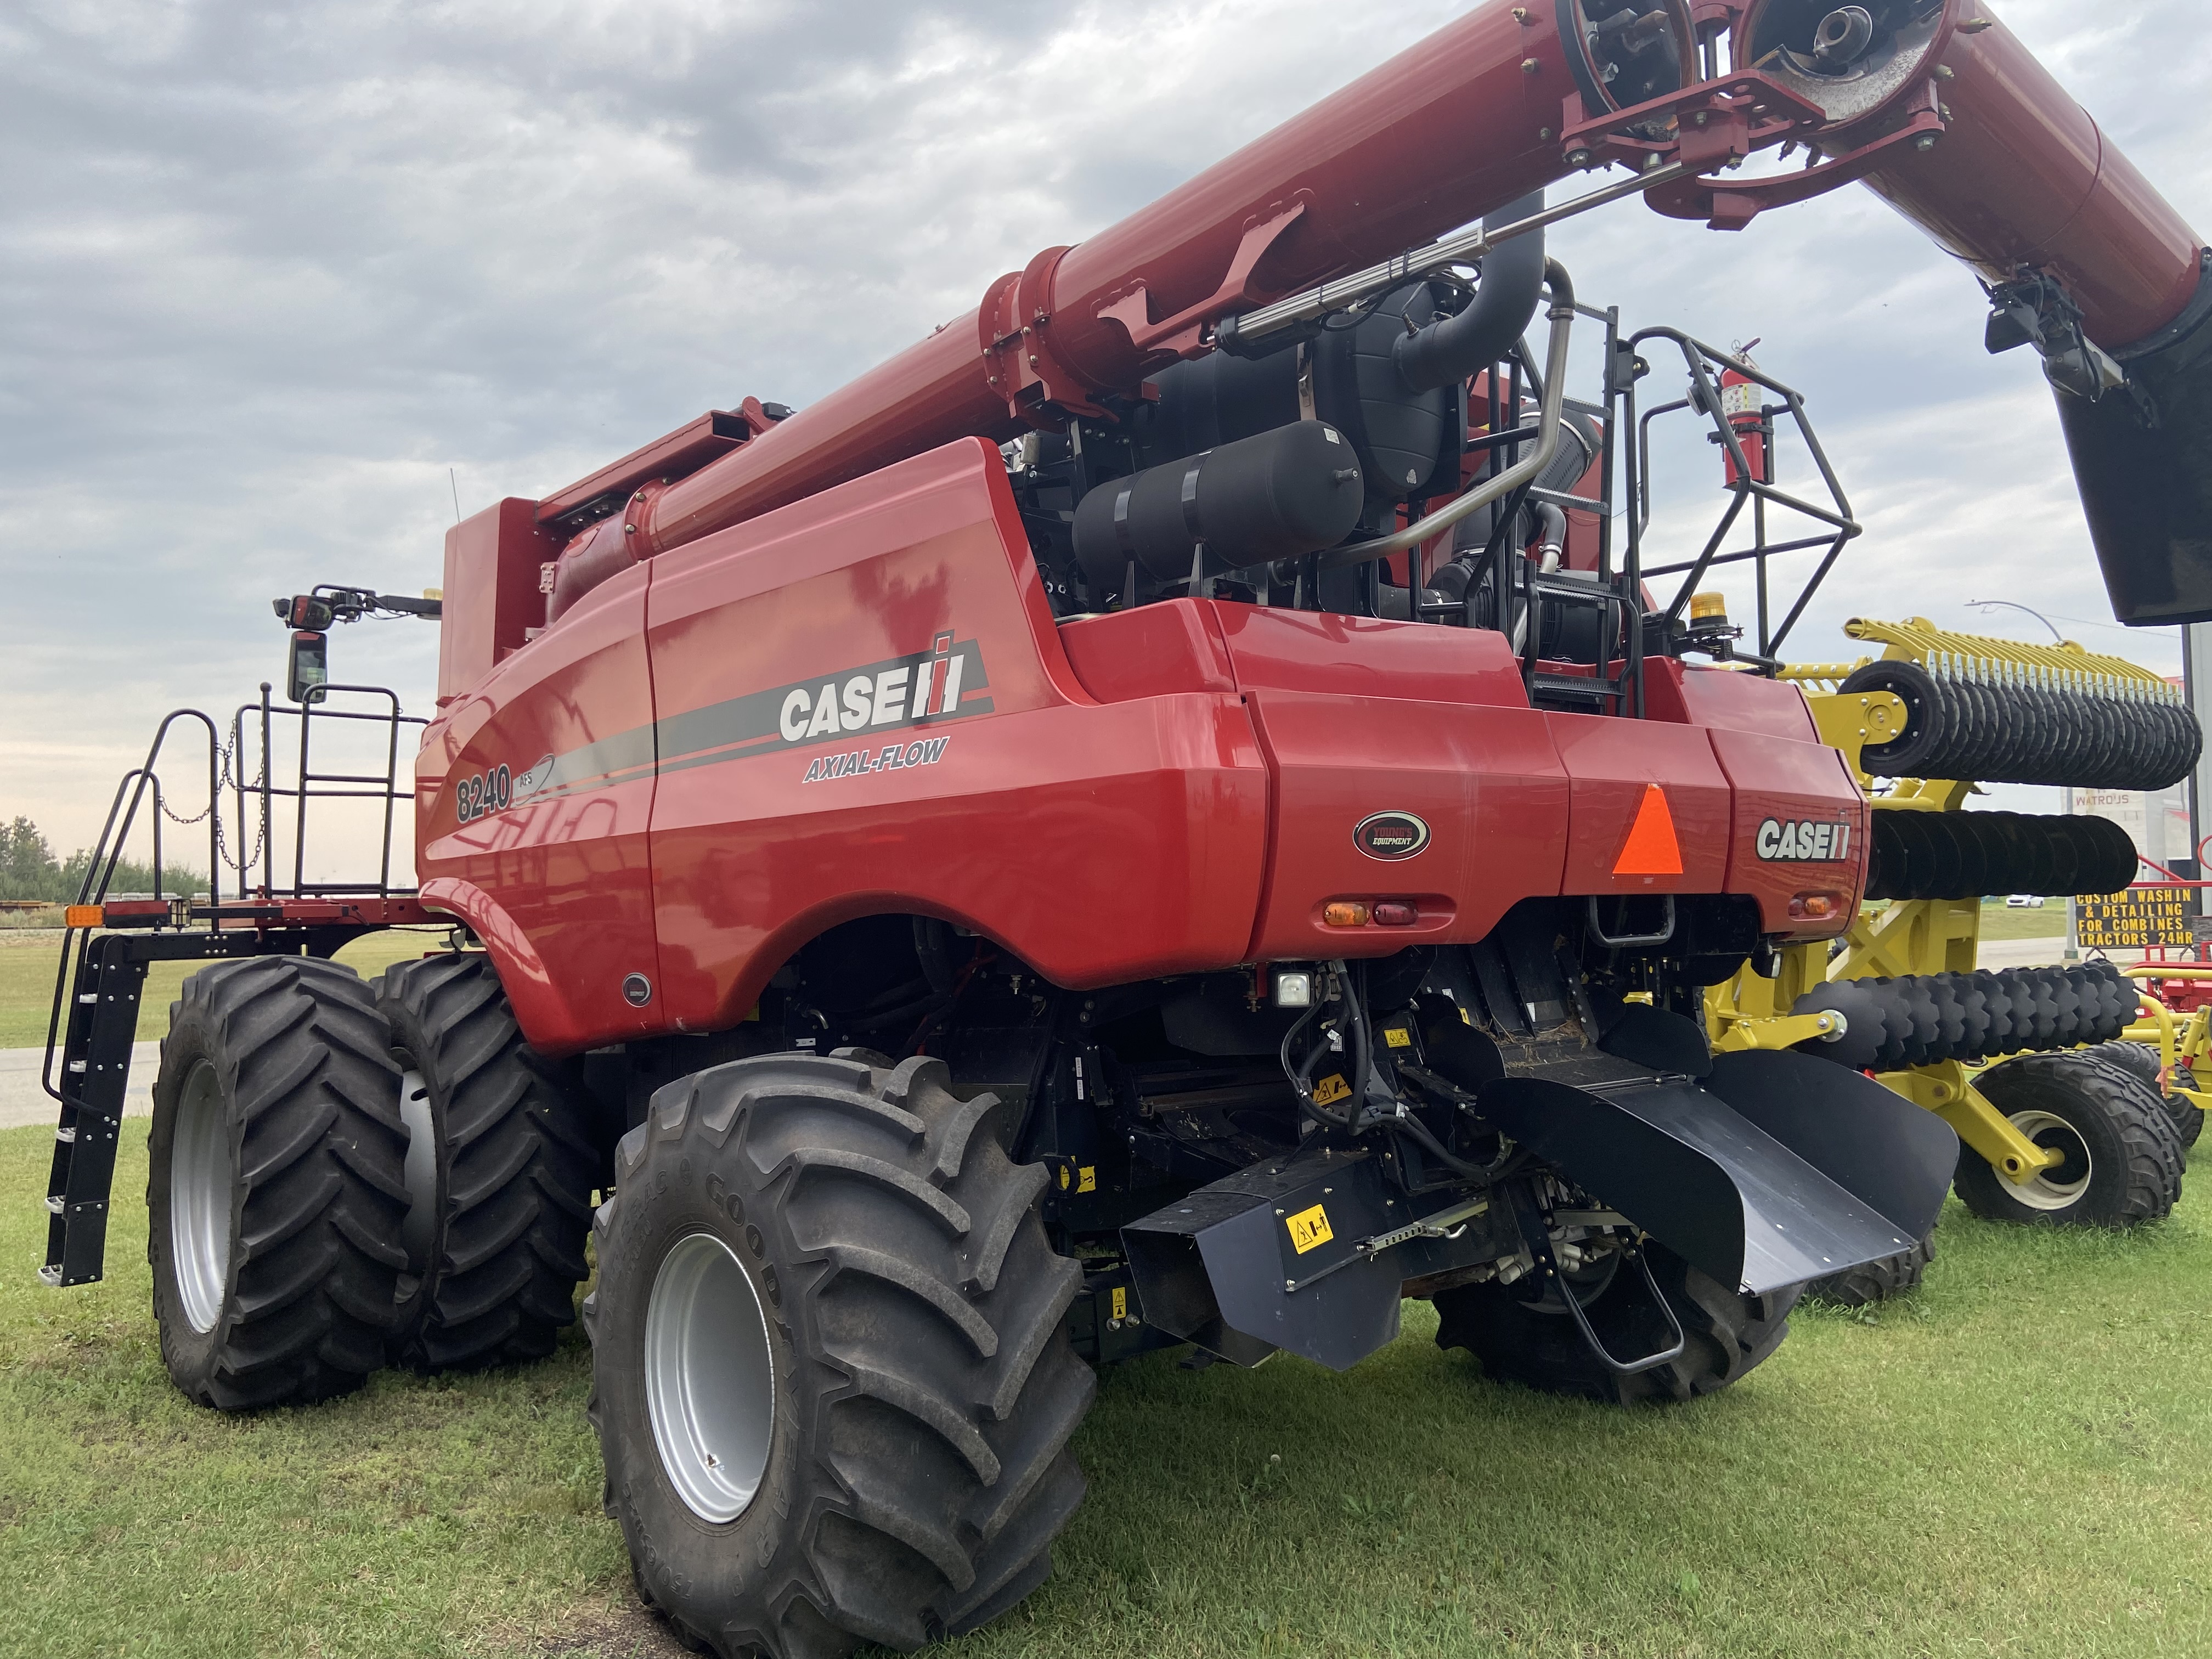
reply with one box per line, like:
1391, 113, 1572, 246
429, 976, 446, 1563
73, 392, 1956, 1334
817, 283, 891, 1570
287, 630, 330, 703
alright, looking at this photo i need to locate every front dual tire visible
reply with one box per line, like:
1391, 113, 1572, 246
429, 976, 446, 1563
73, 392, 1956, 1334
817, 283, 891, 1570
586, 1052, 1093, 1659
146, 951, 599, 1409
147, 957, 409, 1410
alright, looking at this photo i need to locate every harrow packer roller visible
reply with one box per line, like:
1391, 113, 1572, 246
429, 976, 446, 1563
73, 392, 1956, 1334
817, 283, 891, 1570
1837, 656, 2200, 793
1864, 810, 2139, 905
1791, 961, 2137, 1076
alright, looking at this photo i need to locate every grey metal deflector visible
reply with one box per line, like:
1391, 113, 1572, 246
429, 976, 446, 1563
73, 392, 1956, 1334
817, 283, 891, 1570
1704, 1049, 1957, 1245
1122, 1150, 1506, 1372
1476, 1059, 1956, 1295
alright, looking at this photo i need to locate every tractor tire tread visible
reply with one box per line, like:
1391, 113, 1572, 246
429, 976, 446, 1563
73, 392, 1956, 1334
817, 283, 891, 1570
148, 955, 407, 1411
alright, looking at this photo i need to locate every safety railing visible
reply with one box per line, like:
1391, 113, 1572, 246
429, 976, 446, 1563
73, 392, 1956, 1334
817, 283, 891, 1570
1617, 326, 1861, 665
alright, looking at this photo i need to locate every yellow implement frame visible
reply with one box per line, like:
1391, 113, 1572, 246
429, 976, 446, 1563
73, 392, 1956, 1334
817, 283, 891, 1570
1703, 617, 2203, 1184
2122, 967, 2212, 1119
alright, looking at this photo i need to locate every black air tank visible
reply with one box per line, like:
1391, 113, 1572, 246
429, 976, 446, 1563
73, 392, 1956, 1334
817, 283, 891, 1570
1070, 420, 1364, 590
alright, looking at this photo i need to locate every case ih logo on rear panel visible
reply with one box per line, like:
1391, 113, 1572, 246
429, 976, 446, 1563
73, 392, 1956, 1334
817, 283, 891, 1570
1756, 819, 1853, 863
1353, 812, 1430, 861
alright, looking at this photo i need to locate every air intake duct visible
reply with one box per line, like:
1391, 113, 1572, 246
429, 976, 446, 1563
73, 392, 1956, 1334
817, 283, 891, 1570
1071, 420, 1363, 593
1391, 190, 1548, 394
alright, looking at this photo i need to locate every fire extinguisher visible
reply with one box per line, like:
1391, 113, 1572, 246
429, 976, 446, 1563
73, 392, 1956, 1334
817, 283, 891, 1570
1718, 345, 1769, 488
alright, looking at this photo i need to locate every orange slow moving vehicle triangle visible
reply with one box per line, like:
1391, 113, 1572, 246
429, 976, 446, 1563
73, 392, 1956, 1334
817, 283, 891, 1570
1613, 783, 1684, 877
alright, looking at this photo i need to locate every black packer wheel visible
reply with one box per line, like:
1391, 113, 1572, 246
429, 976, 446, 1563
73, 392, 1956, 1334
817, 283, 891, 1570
376, 953, 599, 1372
1432, 1241, 1799, 1405
146, 956, 409, 1410
588, 1052, 1094, 1658
1804, 1229, 1934, 1307
1954, 1051, 2184, 1226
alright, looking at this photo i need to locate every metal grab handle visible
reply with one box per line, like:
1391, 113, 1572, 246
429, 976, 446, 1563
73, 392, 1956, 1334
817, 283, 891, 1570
1586, 893, 1676, 949
1517, 1209, 1687, 1378
1554, 1243, 1688, 1378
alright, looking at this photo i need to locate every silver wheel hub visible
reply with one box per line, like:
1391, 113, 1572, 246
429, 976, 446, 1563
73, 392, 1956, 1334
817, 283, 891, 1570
170, 1058, 233, 1334
2009, 1109, 2094, 1212
645, 1231, 776, 1523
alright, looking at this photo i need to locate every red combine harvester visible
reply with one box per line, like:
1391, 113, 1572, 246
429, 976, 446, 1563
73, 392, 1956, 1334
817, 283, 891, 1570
38, 4, 2211, 1654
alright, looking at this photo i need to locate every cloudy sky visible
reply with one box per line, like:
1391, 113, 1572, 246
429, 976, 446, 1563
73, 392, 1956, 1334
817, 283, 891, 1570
4, 0, 2208, 882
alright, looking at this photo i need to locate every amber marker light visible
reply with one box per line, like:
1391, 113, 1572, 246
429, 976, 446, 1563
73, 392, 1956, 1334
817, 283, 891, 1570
1323, 902, 1371, 928
1790, 892, 1843, 920
63, 906, 104, 929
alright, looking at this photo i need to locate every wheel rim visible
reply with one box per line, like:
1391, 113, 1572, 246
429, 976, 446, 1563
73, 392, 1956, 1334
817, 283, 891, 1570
644, 1231, 776, 1524
170, 1058, 233, 1334
2008, 1109, 2093, 1211
397, 1068, 438, 1274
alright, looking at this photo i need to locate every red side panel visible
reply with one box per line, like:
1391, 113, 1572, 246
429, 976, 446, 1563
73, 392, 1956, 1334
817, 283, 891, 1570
1708, 729, 1869, 937
644, 440, 1268, 1030
416, 564, 661, 1051
437, 498, 560, 705
1058, 601, 1234, 702
1243, 691, 1568, 960
1550, 715, 1732, 896
1210, 605, 1531, 706
1644, 658, 1820, 743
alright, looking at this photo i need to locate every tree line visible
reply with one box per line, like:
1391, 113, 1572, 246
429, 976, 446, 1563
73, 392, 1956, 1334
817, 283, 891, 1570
2, 816, 201, 905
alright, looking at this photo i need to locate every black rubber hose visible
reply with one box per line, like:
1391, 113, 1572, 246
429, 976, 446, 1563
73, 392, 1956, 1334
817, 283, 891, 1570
1392, 191, 1547, 395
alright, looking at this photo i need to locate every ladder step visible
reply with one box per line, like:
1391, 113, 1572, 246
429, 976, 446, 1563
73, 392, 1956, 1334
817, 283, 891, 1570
44, 1196, 65, 1214
37, 1266, 61, 1288
55, 1125, 75, 1144
67, 1059, 86, 1074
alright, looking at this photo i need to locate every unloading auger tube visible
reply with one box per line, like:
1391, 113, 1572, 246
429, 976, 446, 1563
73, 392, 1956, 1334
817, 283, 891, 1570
534, 0, 2210, 633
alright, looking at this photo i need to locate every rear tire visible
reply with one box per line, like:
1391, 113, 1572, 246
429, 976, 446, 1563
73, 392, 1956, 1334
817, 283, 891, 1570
2168, 1063, 2204, 1152
376, 953, 597, 1372
1954, 1051, 2183, 1226
1805, 1229, 1934, 1307
146, 956, 408, 1410
1432, 1242, 1799, 1405
587, 1052, 1093, 1657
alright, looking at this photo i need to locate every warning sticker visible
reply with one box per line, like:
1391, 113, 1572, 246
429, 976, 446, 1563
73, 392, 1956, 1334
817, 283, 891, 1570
1076, 1166, 1097, 1193
1285, 1204, 1335, 1255
1109, 1286, 1128, 1320
1312, 1074, 1352, 1107
1383, 1026, 1412, 1049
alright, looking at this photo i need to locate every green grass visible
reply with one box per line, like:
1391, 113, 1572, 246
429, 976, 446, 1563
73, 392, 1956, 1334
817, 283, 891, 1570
0, 929, 444, 1048
1971, 900, 2070, 941
2, 1116, 2208, 1659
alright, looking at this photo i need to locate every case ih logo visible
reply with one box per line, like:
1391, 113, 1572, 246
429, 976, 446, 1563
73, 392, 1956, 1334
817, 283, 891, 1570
776, 633, 983, 745
1352, 811, 1430, 861
1756, 819, 1853, 863
450, 637, 990, 822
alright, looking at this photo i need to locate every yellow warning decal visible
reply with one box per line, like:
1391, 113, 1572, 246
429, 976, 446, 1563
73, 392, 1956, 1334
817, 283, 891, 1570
1384, 1026, 1412, 1049
1312, 1074, 1352, 1107
1286, 1204, 1335, 1255
1110, 1286, 1128, 1320
1057, 1165, 1071, 1190
1077, 1166, 1097, 1193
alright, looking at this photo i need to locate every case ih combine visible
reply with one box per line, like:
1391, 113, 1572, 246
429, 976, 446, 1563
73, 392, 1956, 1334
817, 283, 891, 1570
36, 2, 2212, 1654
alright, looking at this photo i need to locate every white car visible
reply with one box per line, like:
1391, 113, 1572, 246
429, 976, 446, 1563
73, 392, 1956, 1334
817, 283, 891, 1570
2005, 895, 2048, 909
